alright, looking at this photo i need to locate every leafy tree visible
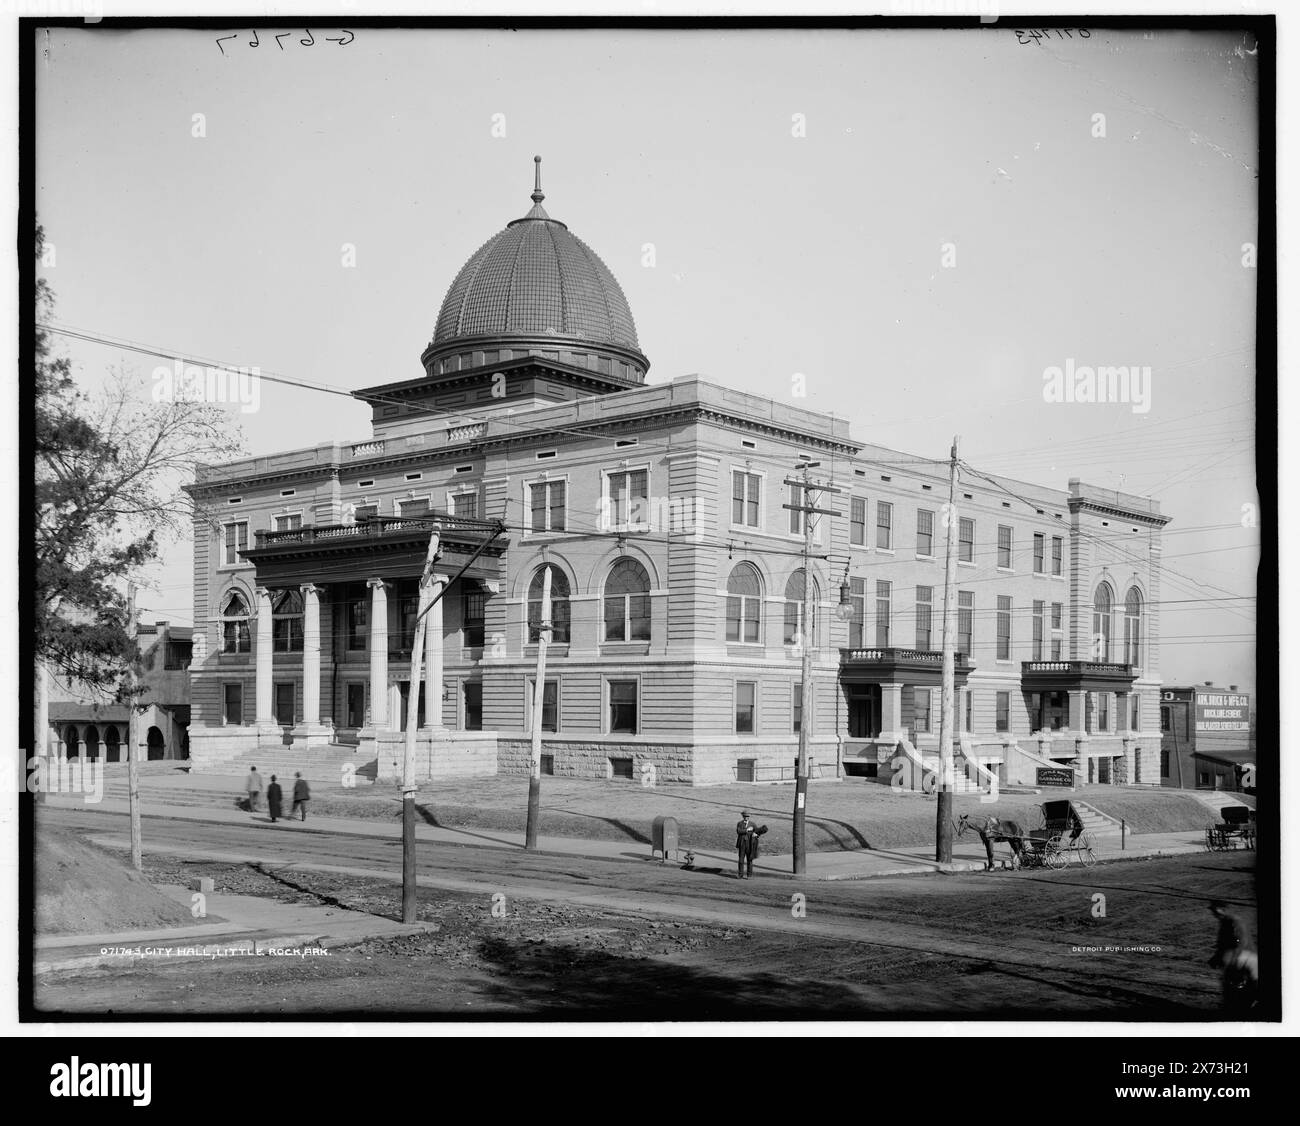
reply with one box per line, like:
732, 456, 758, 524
34, 224, 243, 696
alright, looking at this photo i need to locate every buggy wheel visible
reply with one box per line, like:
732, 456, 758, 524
1045, 836, 1067, 870
1077, 832, 1097, 867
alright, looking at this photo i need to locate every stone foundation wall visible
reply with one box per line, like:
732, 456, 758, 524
372, 729, 498, 783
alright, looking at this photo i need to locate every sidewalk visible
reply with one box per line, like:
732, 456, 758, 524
34, 884, 439, 976
43, 791, 1208, 879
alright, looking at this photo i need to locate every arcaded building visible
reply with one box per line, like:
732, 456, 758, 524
185, 163, 1169, 789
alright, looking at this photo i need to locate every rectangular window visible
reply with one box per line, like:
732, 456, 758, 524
1131, 694, 1140, 730
1032, 600, 1045, 661
354, 502, 379, 522
996, 595, 1012, 660
850, 497, 866, 545
1033, 532, 1045, 573
732, 471, 761, 527
451, 492, 479, 519
223, 619, 250, 654
273, 616, 303, 653
917, 509, 934, 556
274, 683, 295, 727
849, 577, 867, 648
736, 758, 756, 783
1051, 601, 1063, 630
1160, 706, 1172, 733
958, 517, 974, 562
1052, 638, 1063, 660
608, 679, 638, 734
463, 588, 486, 648
1097, 692, 1110, 732
876, 501, 893, 550
164, 641, 192, 670
607, 469, 649, 529
398, 497, 431, 518
997, 525, 1013, 569
610, 757, 636, 780
915, 688, 932, 734
735, 681, 756, 734
875, 581, 892, 647
915, 585, 933, 651
995, 691, 1010, 732
223, 683, 243, 726
957, 591, 973, 656
529, 481, 566, 532
964, 690, 972, 733
348, 597, 368, 651
463, 682, 483, 731
529, 679, 559, 733
273, 513, 302, 532
222, 521, 248, 566
540, 754, 555, 776
1051, 536, 1064, 576
792, 681, 803, 734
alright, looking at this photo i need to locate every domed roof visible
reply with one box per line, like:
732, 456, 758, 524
432, 158, 643, 360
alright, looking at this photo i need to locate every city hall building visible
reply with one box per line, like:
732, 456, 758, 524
185, 164, 1170, 789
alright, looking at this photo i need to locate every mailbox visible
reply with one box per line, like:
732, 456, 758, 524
651, 815, 679, 862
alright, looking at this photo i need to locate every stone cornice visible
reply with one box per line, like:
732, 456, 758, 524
1068, 498, 1171, 527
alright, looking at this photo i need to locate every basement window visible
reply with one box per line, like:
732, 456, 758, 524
609, 757, 635, 780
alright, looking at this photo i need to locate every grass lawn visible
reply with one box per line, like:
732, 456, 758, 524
298, 775, 1239, 853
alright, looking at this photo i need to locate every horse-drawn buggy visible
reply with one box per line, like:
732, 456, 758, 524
958, 800, 1097, 870
1205, 804, 1256, 851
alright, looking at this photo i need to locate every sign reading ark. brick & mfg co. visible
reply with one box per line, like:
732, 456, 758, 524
1036, 767, 1074, 787
1194, 691, 1250, 733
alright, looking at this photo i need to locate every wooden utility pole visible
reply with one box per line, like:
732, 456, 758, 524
935, 437, 960, 864
35, 659, 49, 805
402, 530, 441, 924
126, 582, 142, 872
782, 464, 841, 876
525, 565, 552, 849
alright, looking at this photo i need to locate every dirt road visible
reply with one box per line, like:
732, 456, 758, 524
34, 807, 1255, 1019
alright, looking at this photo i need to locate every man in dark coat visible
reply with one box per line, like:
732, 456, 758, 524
266, 775, 283, 822
291, 773, 311, 822
735, 812, 768, 879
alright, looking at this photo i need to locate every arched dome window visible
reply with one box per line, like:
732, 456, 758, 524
603, 559, 650, 642
1124, 587, 1143, 667
1092, 583, 1114, 662
783, 569, 821, 647
726, 563, 763, 644
528, 565, 571, 644
221, 592, 251, 654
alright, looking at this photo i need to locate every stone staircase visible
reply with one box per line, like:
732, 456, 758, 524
194, 743, 378, 786
1067, 799, 1122, 841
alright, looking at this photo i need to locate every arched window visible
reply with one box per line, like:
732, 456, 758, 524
1092, 583, 1113, 662
272, 589, 304, 652
84, 724, 100, 761
783, 569, 820, 646
104, 725, 120, 763
221, 592, 251, 654
726, 563, 763, 644
528, 565, 571, 644
1124, 586, 1143, 667
63, 725, 79, 758
604, 559, 651, 642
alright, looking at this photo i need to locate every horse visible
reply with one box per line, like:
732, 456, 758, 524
1209, 903, 1258, 1015
957, 813, 1026, 871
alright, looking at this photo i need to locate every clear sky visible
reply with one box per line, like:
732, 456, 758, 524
33, 23, 1260, 694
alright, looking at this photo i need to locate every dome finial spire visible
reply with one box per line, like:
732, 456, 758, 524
531, 155, 544, 204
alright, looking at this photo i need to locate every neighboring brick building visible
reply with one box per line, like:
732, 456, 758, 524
1159, 684, 1253, 791
183, 162, 1169, 788
45, 621, 192, 761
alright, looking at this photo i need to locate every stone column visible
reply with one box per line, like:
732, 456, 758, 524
423, 575, 447, 729
255, 587, 276, 727
881, 682, 904, 740
301, 584, 322, 726
368, 579, 389, 729
1068, 689, 1087, 733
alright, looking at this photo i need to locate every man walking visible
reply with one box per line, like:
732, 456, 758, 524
291, 772, 311, 822
245, 766, 263, 814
